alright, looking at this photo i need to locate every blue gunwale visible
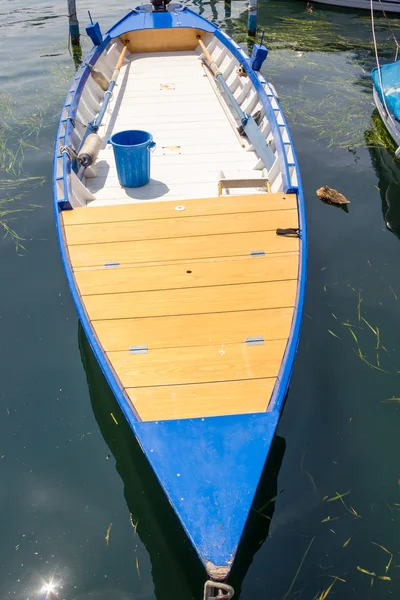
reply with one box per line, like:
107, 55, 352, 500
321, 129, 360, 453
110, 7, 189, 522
53, 6, 307, 578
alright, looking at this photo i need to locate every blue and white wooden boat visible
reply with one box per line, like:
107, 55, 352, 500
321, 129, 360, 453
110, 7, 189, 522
372, 60, 400, 158
53, 2, 306, 590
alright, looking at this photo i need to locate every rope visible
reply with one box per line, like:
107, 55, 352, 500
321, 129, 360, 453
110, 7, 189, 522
203, 581, 234, 600
377, 0, 400, 54
67, 116, 87, 129
60, 145, 78, 161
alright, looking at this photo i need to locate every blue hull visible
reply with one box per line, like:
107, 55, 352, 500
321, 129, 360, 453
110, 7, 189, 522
53, 5, 307, 582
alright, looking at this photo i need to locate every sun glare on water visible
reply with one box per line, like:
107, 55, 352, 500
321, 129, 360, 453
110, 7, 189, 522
39, 577, 59, 596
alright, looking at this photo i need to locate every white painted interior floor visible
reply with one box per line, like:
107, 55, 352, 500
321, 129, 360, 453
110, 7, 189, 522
85, 50, 262, 206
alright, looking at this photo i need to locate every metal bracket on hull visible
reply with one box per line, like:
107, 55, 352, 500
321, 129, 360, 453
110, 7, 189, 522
129, 346, 148, 354
250, 250, 265, 257
245, 336, 264, 346
104, 261, 120, 268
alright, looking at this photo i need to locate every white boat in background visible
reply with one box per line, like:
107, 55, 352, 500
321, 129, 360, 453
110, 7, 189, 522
305, 0, 400, 13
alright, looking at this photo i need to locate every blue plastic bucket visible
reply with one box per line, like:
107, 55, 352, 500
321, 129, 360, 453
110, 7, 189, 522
109, 130, 156, 188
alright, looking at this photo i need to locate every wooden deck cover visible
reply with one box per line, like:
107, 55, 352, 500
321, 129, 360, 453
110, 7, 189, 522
62, 193, 299, 421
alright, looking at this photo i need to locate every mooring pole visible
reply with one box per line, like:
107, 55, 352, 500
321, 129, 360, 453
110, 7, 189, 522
67, 0, 80, 46
224, 0, 232, 18
248, 0, 257, 36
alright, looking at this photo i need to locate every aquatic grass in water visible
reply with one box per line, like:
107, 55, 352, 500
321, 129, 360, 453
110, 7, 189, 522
0, 91, 49, 244
229, 5, 399, 154
47, 63, 75, 91
365, 109, 398, 154
232, 3, 397, 54
281, 536, 315, 600
0, 196, 28, 251
0, 92, 47, 175
272, 56, 376, 151
326, 285, 398, 374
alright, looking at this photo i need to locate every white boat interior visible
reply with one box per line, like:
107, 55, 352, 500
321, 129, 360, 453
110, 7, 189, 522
58, 32, 297, 208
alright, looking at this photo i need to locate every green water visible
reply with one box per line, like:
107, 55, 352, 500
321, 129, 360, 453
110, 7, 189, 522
1, 0, 400, 598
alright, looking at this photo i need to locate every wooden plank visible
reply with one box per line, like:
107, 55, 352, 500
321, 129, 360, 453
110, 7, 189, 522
89, 182, 223, 205
93, 307, 293, 352
68, 231, 299, 268
84, 280, 297, 320
64, 209, 298, 246
99, 151, 256, 169
120, 28, 206, 53
62, 194, 297, 226
127, 378, 276, 421
75, 254, 298, 296
220, 178, 269, 189
111, 100, 224, 119
108, 339, 286, 388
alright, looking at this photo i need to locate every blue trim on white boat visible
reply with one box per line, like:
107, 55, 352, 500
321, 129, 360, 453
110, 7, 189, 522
213, 28, 296, 195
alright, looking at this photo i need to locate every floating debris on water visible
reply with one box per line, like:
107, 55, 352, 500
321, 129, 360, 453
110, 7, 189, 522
371, 542, 393, 573
340, 498, 362, 519
357, 565, 391, 584
300, 453, 319, 498
314, 576, 339, 600
343, 537, 352, 548
136, 555, 141, 579
326, 490, 351, 503
328, 330, 340, 340
361, 317, 377, 335
130, 513, 139, 535
105, 523, 112, 546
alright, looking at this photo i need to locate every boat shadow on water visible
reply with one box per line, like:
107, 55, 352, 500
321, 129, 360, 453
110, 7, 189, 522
78, 324, 286, 600
366, 109, 400, 239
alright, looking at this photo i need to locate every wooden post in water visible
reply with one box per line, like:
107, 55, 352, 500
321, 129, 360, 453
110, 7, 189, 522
224, 0, 232, 19
248, 0, 257, 36
67, 0, 80, 46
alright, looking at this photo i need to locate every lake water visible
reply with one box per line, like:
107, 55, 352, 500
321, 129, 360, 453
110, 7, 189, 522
1, 0, 400, 598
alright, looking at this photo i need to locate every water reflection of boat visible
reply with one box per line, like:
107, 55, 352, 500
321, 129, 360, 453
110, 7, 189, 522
78, 323, 286, 599
365, 110, 400, 239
